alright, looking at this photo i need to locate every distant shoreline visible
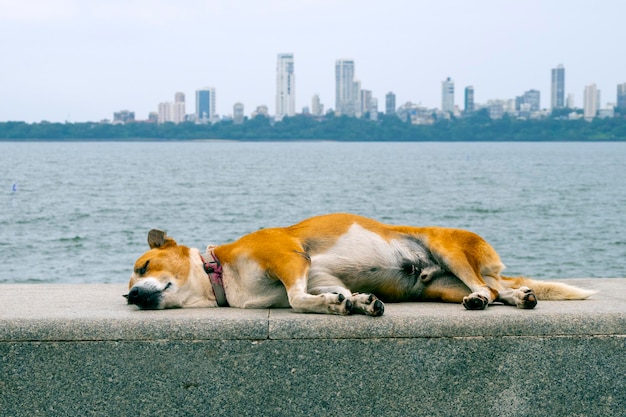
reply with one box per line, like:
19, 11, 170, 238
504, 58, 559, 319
2, 112, 626, 141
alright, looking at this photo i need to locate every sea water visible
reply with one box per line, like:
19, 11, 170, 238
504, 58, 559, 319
1, 141, 625, 283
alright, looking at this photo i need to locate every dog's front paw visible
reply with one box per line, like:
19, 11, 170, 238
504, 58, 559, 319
350, 293, 385, 317
462, 293, 489, 310
330, 293, 353, 315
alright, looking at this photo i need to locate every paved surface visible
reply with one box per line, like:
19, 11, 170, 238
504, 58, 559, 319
0, 278, 623, 341
1, 279, 624, 416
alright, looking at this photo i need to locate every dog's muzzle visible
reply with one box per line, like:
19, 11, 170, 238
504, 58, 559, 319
125, 282, 171, 310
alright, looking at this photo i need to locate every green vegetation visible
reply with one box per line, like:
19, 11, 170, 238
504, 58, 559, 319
2, 110, 626, 141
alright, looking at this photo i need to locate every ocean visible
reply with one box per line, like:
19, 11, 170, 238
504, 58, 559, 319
1, 141, 625, 283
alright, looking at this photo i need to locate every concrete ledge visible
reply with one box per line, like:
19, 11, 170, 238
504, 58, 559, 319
1, 279, 625, 416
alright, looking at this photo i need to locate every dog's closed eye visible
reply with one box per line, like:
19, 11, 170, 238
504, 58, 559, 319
135, 260, 150, 276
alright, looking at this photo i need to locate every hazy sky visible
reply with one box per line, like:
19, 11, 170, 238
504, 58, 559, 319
1, 0, 624, 122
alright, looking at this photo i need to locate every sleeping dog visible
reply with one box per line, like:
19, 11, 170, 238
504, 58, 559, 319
126, 213, 594, 315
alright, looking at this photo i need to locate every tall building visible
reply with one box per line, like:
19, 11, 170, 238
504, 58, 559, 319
233, 102, 244, 125
617, 83, 626, 113
521, 89, 541, 112
174, 92, 185, 122
385, 92, 396, 115
464, 86, 475, 114
276, 53, 295, 119
369, 98, 378, 121
335, 59, 359, 116
196, 87, 216, 122
353, 79, 362, 117
441, 77, 454, 113
567, 94, 575, 109
551, 64, 565, 109
583, 83, 600, 120
360, 89, 372, 115
158, 93, 185, 124
311, 94, 323, 116
158, 102, 185, 124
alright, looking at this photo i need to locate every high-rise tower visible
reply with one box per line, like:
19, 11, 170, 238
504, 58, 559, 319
385, 92, 396, 116
551, 64, 565, 109
276, 53, 295, 119
233, 102, 244, 125
196, 87, 216, 122
583, 83, 600, 120
617, 83, 626, 113
464, 86, 475, 114
441, 77, 455, 113
335, 59, 358, 116
311, 94, 323, 116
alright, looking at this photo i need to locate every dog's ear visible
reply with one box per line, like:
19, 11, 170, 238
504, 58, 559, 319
148, 229, 176, 249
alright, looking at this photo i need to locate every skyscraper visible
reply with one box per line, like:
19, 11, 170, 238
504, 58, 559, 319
311, 94, 323, 116
174, 92, 185, 123
583, 83, 600, 120
551, 64, 565, 109
196, 87, 216, 122
385, 92, 396, 116
360, 89, 372, 115
276, 53, 295, 119
233, 102, 244, 125
335, 59, 358, 116
464, 86, 475, 114
441, 77, 454, 113
369, 98, 378, 121
617, 83, 626, 113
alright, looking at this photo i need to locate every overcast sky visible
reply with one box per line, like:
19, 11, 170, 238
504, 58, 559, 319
1, 0, 624, 122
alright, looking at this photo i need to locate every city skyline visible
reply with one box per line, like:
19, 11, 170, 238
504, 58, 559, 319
140, 59, 623, 124
1, 0, 625, 122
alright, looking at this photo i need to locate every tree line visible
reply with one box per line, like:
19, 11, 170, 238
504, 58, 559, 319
2, 110, 626, 141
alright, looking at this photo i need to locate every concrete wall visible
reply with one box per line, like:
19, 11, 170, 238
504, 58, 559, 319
1, 279, 624, 416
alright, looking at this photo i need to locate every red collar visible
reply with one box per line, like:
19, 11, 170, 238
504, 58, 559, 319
200, 250, 229, 307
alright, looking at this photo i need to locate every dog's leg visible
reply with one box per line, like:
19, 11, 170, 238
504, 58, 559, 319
496, 287, 538, 309
404, 227, 505, 310
310, 286, 384, 316
439, 256, 502, 310
462, 285, 497, 310
309, 272, 384, 316
433, 255, 498, 309
419, 274, 471, 303
452, 269, 500, 310
271, 258, 352, 315
286, 277, 353, 315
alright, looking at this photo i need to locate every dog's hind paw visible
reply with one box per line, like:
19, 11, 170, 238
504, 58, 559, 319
462, 293, 489, 310
516, 287, 537, 309
350, 293, 385, 316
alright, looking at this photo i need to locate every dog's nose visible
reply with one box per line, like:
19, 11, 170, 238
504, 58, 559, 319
126, 286, 162, 309
127, 287, 140, 302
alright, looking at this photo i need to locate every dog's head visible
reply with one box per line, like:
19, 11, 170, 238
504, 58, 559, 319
125, 229, 215, 309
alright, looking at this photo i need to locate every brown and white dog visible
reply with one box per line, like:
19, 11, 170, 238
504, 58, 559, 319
126, 213, 594, 315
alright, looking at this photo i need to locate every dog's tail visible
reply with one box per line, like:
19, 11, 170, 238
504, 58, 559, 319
501, 276, 597, 300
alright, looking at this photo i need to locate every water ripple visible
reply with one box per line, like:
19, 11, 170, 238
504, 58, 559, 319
1, 141, 625, 283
